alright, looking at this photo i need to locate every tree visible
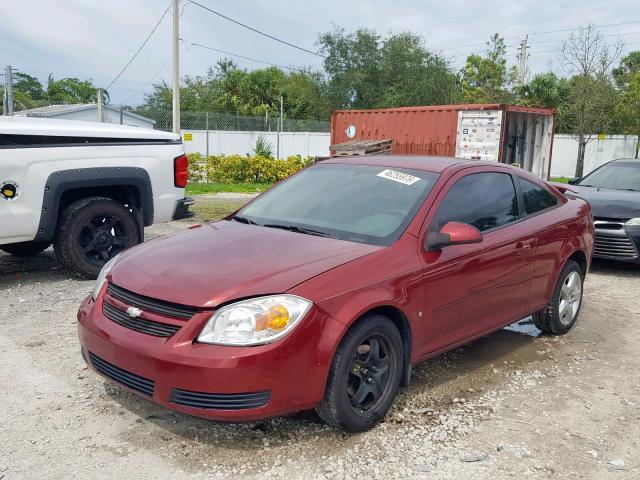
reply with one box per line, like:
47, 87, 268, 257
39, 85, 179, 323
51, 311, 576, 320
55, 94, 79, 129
559, 24, 623, 177
318, 27, 457, 109
459, 34, 517, 103
614, 72, 640, 158
613, 51, 640, 88
515, 72, 569, 109
11, 73, 46, 110
46, 75, 105, 104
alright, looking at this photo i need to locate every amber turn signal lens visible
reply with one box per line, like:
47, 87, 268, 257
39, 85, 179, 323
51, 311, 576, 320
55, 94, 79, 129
267, 305, 289, 331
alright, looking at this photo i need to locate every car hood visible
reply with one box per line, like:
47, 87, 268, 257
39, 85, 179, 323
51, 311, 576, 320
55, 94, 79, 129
570, 185, 640, 220
109, 221, 382, 308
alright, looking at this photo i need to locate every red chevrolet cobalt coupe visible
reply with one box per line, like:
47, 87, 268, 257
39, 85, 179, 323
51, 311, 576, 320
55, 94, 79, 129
78, 156, 594, 432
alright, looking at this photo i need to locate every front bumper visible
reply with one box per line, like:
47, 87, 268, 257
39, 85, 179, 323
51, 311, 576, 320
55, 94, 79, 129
172, 197, 194, 220
77, 293, 338, 422
594, 222, 640, 263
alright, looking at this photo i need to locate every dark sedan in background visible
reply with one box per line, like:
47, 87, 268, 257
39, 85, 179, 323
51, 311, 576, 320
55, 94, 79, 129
568, 159, 640, 263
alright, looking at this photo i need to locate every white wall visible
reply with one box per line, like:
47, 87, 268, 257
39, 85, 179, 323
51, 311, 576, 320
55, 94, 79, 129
550, 134, 639, 178
181, 129, 330, 158
179, 129, 639, 177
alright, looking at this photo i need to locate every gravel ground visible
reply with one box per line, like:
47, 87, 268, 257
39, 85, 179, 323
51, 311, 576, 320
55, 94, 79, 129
1, 205, 639, 479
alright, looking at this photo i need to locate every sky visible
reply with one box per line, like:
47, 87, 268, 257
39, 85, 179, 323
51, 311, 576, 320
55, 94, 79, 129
2, 0, 640, 106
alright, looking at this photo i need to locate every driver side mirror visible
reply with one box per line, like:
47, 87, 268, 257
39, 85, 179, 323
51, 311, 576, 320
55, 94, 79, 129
426, 221, 483, 250
567, 177, 581, 185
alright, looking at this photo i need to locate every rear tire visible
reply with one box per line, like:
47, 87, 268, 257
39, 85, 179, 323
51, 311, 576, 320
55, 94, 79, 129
316, 315, 403, 432
533, 260, 583, 335
53, 196, 140, 279
0, 241, 50, 256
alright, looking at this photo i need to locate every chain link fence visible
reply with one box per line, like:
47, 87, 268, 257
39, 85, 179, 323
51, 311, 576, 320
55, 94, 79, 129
124, 108, 330, 133
8, 100, 331, 158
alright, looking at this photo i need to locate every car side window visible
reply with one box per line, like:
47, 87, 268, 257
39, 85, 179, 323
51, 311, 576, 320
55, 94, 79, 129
519, 178, 558, 215
435, 172, 519, 232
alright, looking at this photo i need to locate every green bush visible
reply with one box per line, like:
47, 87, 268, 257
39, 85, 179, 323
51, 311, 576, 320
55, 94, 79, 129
187, 153, 313, 184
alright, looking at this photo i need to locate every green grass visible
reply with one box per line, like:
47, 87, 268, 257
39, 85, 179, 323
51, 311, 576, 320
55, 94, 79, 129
186, 182, 274, 195
550, 177, 569, 183
187, 201, 246, 223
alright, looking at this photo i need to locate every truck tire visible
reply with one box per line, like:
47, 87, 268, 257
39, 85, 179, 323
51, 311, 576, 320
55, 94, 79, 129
0, 241, 51, 256
53, 196, 140, 279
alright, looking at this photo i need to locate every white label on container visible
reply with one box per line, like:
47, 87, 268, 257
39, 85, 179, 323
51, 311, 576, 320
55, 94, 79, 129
377, 169, 420, 185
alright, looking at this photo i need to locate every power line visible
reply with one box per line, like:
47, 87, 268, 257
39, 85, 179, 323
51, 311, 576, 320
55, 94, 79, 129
119, 56, 173, 105
105, 2, 173, 90
437, 19, 640, 54
529, 19, 640, 36
532, 30, 640, 45
181, 38, 311, 72
185, 0, 326, 58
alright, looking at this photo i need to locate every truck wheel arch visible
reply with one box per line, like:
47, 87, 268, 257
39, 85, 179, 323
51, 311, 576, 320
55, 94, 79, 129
34, 167, 154, 243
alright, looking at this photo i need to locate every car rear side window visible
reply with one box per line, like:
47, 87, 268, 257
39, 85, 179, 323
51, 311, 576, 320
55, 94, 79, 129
436, 172, 519, 232
519, 178, 558, 215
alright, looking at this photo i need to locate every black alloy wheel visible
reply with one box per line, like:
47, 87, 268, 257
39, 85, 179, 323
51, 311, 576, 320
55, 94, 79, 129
316, 315, 403, 432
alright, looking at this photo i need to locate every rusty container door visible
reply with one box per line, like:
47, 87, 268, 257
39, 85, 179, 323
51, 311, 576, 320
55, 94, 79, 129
331, 106, 460, 156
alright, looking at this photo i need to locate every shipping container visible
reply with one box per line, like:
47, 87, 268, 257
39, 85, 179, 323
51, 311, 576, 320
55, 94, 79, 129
330, 104, 556, 179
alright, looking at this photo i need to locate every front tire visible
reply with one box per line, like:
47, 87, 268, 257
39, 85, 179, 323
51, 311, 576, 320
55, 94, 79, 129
533, 260, 584, 335
0, 241, 50, 256
316, 315, 403, 432
53, 197, 140, 279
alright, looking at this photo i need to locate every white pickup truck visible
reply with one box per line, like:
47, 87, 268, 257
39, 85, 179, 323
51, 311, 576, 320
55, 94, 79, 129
0, 116, 192, 278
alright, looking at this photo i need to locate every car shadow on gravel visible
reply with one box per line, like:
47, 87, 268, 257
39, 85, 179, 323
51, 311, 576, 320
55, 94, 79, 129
590, 258, 640, 277
99, 318, 546, 468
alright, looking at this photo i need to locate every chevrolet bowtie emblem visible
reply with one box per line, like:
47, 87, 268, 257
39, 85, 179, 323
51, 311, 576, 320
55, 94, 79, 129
126, 306, 143, 318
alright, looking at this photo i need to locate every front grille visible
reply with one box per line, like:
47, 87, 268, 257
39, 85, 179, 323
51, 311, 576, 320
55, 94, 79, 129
89, 353, 155, 396
170, 388, 270, 410
106, 283, 198, 320
103, 301, 181, 337
594, 233, 638, 259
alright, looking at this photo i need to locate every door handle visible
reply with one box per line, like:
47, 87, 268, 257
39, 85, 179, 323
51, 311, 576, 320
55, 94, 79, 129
514, 243, 533, 256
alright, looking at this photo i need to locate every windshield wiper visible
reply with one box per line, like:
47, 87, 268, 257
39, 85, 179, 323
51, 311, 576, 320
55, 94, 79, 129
231, 215, 258, 225
262, 224, 330, 237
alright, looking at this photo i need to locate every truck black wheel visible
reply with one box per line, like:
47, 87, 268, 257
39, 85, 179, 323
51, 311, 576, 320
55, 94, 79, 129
0, 241, 51, 256
315, 315, 403, 432
53, 196, 140, 279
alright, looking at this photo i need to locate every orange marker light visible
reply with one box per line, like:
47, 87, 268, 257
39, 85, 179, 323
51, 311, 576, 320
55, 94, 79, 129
267, 305, 289, 331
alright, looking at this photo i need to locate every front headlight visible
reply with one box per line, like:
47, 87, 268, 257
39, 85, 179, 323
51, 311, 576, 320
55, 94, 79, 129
626, 218, 640, 225
91, 255, 119, 300
197, 295, 312, 346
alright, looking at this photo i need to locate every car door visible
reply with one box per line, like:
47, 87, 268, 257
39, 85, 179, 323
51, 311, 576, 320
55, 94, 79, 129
416, 167, 536, 357
514, 175, 566, 311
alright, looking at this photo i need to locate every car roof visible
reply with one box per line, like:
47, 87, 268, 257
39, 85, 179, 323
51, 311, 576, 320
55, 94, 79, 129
321, 155, 502, 173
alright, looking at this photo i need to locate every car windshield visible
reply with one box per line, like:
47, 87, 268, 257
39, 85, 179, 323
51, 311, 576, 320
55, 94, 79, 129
579, 161, 640, 191
234, 163, 440, 246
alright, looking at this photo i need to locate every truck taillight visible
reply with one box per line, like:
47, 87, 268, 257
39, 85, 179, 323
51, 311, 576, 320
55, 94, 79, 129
174, 154, 188, 188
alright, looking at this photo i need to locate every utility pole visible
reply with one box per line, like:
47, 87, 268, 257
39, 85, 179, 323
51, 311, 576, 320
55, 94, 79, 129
4, 65, 14, 116
96, 88, 105, 122
516, 35, 530, 85
172, 0, 180, 133
276, 95, 283, 158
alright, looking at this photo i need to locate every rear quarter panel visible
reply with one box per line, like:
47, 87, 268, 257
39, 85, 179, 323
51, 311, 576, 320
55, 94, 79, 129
527, 195, 593, 310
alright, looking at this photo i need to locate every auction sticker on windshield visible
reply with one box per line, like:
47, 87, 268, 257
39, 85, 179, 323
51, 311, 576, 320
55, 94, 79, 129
377, 169, 421, 186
